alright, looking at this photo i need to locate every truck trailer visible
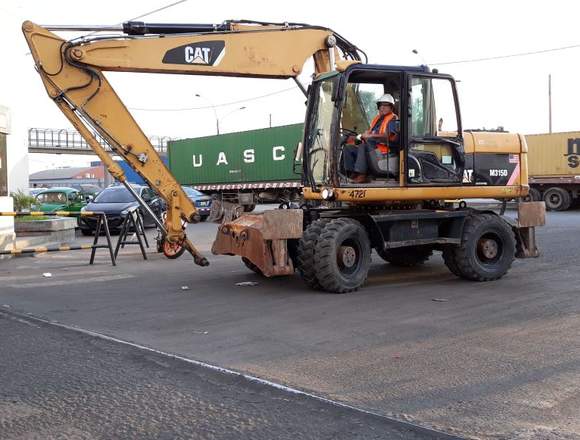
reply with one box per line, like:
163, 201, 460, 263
168, 124, 303, 209
525, 131, 580, 210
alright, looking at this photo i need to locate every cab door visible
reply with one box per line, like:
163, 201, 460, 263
405, 74, 465, 185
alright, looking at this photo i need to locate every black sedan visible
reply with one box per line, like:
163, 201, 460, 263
182, 186, 212, 221
79, 185, 163, 235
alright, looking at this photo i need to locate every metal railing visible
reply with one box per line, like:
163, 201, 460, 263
28, 128, 173, 155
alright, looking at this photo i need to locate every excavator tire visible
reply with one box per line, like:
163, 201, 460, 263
314, 218, 371, 294
376, 246, 433, 267
446, 213, 515, 281
442, 248, 461, 276
241, 257, 263, 276
295, 219, 331, 290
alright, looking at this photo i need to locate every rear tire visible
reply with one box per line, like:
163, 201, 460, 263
241, 257, 263, 276
295, 219, 331, 290
314, 218, 371, 293
446, 213, 515, 281
376, 246, 433, 267
543, 187, 571, 211
442, 248, 461, 276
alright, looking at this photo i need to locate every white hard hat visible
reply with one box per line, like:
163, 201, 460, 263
376, 94, 395, 106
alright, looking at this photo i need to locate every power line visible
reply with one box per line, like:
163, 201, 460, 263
129, 86, 298, 112
432, 43, 580, 65
128, 0, 188, 21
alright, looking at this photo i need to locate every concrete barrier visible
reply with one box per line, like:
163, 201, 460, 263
0, 197, 15, 252
14, 217, 77, 242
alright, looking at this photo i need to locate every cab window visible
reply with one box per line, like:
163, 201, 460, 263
408, 76, 463, 184
410, 77, 458, 137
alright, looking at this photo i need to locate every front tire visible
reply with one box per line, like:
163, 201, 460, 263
446, 213, 515, 281
295, 219, 331, 290
314, 218, 371, 293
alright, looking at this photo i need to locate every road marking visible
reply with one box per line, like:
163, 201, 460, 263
0, 269, 110, 282
7, 274, 134, 289
0, 308, 464, 440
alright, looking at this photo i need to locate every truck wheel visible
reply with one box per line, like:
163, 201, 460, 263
527, 188, 541, 202
376, 246, 433, 267
295, 219, 331, 290
241, 257, 263, 276
447, 213, 515, 281
243, 204, 256, 212
314, 218, 371, 293
543, 187, 571, 211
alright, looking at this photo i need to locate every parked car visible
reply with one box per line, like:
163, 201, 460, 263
28, 187, 45, 197
182, 186, 212, 221
33, 187, 86, 214
79, 185, 162, 235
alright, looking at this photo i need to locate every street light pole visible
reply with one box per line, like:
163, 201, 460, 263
548, 74, 552, 134
194, 93, 219, 135
219, 106, 247, 132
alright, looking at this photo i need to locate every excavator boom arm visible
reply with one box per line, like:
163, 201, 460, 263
22, 20, 361, 265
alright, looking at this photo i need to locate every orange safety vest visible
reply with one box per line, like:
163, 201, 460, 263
369, 112, 398, 153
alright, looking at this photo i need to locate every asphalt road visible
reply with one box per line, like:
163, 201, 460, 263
1, 209, 580, 439
0, 310, 452, 440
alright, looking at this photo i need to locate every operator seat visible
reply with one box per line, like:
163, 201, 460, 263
366, 119, 400, 178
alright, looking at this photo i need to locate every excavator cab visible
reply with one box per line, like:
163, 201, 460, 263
302, 65, 465, 193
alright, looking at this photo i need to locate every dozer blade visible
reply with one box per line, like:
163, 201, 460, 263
211, 209, 303, 277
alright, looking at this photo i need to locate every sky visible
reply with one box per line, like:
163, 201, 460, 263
2, 0, 580, 173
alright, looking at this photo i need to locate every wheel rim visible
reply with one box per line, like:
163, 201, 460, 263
336, 240, 361, 275
476, 233, 502, 264
163, 241, 183, 257
546, 192, 562, 209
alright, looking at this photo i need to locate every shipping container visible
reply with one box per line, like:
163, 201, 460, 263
524, 131, 580, 210
168, 124, 303, 207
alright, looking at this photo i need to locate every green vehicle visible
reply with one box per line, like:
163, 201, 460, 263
168, 124, 303, 209
34, 187, 87, 214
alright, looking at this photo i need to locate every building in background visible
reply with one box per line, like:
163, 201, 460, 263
0, 105, 14, 251
0, 105, 9, 197
29, 166, 105, 189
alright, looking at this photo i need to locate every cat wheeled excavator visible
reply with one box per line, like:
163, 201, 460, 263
22, 19, 545, 293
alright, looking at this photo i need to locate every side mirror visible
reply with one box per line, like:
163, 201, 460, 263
141, 192, 151, 202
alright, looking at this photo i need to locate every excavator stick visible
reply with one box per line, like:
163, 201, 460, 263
211, 209, 303, 276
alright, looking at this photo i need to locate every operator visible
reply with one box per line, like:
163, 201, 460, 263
343, 93, 399, 183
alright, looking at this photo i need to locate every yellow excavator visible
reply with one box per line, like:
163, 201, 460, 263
22, 19, 545, 293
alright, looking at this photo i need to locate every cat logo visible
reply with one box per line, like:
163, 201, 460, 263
185, 46, 211, 64
162, 41, 225, 66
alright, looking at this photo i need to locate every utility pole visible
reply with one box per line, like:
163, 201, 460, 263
269, 113, 272, 128
548, 74, 552, 134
